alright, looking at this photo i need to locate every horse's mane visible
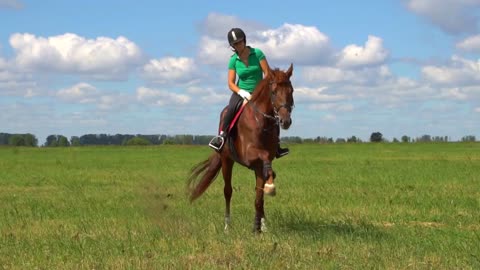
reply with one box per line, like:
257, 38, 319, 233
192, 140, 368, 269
250, 68, 283, 102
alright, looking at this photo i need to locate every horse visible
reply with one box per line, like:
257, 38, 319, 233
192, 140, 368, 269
187, 64, 294, 233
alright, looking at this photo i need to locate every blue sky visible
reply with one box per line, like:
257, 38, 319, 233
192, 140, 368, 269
1, 0, 479, 143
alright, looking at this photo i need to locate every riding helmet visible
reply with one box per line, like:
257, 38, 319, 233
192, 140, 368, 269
227, 28, 246, 45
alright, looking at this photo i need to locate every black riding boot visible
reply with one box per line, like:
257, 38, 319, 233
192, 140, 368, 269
209, 93, 243, 152
276, 145, 289, 158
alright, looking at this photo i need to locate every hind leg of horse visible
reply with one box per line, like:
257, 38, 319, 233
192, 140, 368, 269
222, 157, 234, 231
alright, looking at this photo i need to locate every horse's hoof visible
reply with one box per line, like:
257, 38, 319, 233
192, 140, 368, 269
261, 217, 268, 232
264, 183, 276, 196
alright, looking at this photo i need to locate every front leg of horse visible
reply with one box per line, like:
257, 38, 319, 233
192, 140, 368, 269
248, 150, 276, 196
262, 161, 276, 196
253, 174, 266, 233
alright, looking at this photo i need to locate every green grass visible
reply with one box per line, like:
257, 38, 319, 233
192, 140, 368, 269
0, 143, 479, 269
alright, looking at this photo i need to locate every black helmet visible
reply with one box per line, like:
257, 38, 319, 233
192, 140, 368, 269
227, 28, 246, 46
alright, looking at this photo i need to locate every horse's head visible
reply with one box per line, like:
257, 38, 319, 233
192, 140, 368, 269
268, 64, 294, 129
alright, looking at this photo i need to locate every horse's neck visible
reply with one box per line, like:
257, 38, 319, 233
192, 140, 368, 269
251, 81, 272, 108
252, 90, 272, 113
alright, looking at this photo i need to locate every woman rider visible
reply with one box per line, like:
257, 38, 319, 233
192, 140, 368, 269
208, 28, 289, 158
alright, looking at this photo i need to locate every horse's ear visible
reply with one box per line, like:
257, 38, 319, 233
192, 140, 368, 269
286, 63, 293, 78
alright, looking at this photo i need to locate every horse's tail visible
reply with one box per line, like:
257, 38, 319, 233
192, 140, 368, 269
187, 153, 222, 202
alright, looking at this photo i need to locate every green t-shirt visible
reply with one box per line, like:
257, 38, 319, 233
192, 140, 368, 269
228, 47, 265, 93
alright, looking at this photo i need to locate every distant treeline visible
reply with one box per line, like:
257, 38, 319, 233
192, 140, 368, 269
0, 132, 477, 147
0, 133, 214, 147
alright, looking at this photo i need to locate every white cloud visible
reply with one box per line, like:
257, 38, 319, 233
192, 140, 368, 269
322, 114, 337, 121
0, 56, 5, 68
198, 20, 385, 71
56, 82, 132, 111
186, 86, 230, 105
198, 23, 332, 67
456, 34, 480, 52
422, 55, 480, 85
439, 87, 469, 100
0, 79, 39, 97
302, 67, 345, 83
298, 64, 452, 111
10, 33, 143, 79
96, 95, 120, 111
197, 13, 268, 67
200, 35, 240, 68
142, 57, 200, 85
302, 65, 393, 85
405, 0, 480, 34
197, 36, 231, 67
57, 83, 99, 103
199, 13, 266, 39
136, 86, 190, 106
291, 84, 369, 115
294, 86, 347, 103
309, 103, 355, 112
0, 57, 40, 97
336, 36, 389, 68
254, 23, 332, 65
0, 0, 23, 9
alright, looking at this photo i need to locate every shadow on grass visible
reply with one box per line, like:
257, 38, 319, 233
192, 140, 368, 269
274, 211, 389, 241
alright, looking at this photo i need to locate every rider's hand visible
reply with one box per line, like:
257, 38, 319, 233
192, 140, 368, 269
237, 89, 251, 100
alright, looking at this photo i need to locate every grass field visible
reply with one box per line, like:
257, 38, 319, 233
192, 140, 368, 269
0, 143, 479, 269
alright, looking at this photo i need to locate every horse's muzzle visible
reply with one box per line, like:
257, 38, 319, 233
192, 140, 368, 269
276, 104, 293, 129
279, 115, 292, 129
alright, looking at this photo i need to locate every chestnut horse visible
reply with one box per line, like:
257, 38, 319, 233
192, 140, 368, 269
187, 64, 294, 233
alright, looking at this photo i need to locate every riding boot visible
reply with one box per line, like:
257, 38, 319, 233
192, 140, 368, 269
276, 145, 289, 158
209, 94, 241, 152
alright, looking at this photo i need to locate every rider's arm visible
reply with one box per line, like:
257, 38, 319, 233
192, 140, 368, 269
228, 69, 250, 100
228, 69, 241, 93
260, 58, 270, 78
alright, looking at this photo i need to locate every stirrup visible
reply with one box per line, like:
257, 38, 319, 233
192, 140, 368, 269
208, 136, 225, 151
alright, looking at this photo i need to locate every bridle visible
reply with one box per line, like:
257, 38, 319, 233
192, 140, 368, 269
249, 79, 294, 128
269, 80, 294, 116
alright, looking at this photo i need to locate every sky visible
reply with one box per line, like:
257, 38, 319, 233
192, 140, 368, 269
0, 0, 479, 144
